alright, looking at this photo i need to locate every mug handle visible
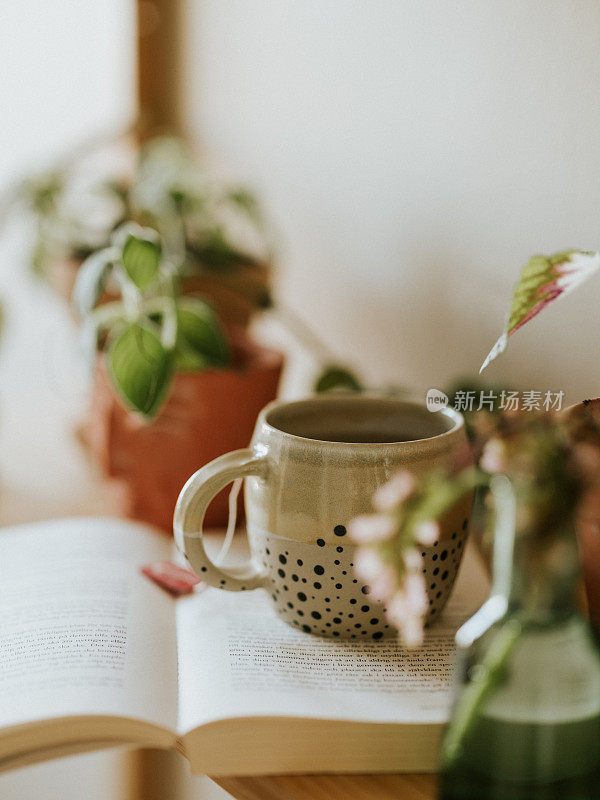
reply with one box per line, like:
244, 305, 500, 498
174, 448, 269, 592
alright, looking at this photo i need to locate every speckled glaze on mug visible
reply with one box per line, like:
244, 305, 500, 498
174, 396, 470, 639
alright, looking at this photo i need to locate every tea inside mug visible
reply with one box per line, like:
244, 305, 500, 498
265, 397, 455, 444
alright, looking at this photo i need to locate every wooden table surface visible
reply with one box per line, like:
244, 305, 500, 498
124, 749, 438, 800
213, 773, 437, 800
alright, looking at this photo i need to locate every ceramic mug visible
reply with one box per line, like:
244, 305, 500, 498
174, 395, 471, 639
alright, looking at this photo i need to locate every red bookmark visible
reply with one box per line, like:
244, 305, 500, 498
141, 561, 203, 596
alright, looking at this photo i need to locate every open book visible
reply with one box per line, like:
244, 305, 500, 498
0, 518, 488, 775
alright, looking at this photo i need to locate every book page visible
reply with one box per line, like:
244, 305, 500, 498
176, 546, 489, 734
0, 518, 177, 732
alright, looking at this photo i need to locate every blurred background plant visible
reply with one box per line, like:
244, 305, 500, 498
4, 136, 273, 330
73, 220, 283, 531
2, 133, 365, 395
74, 221, 230, 417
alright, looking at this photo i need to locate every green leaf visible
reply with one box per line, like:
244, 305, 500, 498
176, 298, 229, 368
227, 188, 261, 220
506, 251, 573, 335
108, 322, 173, 417
258, 289, 273, 309
315, 365, 362, 393
30, 240, 49, 276
121, 233, 161, 290
480, 250, 600, 372
21, 172, 63, 216
192, 228, 247, 272
72, 247, 118, 319
173, 345, 212, 373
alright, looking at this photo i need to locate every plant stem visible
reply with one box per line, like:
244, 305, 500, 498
273, 301, 338, 364
441, 614, 523, 767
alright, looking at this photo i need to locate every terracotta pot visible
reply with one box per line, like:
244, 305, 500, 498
88, 335, 284, 533
181, 260, 271, 332
577, 511, 600, 631
45, 255, 270, 332
564, 398, 600, 630
45, 256, 85, 304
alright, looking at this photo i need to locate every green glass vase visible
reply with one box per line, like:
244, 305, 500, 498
440, 476, 600, 800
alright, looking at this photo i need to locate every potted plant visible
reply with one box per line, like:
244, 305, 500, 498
2, 135, 366, 393
3, 136, 273, 331
75, 222, 283, 532
131, 138, 274, 332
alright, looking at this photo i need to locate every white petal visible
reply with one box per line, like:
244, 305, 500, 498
400, 615, 425, 648
353, 547, 385, 582
373, 472, 416, 511
349, 514, 396, 543
414, 520, 439, 546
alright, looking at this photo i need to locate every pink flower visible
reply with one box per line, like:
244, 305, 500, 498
349, 514, 397, 543
480, 438, 507, 474
353, 547, 386, 582
403, 573, 428, 615
386, 590, 409, 627
403, 548, 423, 571
386, 577, 427, 648
373, 471, 416, 511
387, 577, 427, 620
399, 615, 425, 648
368, 564, 398, 602
414, 519, 439, 546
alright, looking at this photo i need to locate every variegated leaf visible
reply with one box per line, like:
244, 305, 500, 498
480, 250, 600, 372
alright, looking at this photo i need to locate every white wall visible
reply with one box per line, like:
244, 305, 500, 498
0, 0, 135, 396
187, 0, 600, 404
0, 0, 134, 184
0, 5, 132, 798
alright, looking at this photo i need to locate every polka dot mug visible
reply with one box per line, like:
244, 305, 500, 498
174, 395, 470, 639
